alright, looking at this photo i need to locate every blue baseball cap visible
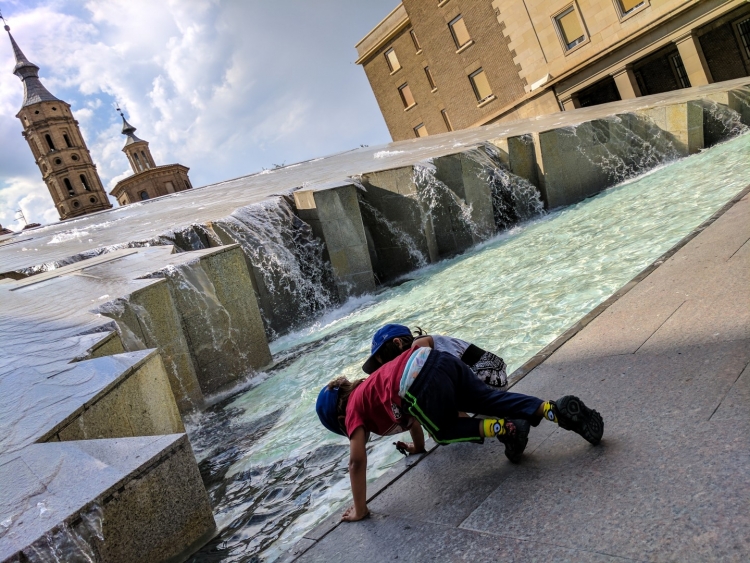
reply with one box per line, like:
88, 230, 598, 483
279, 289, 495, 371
316, 385, 346, 436
362, 323, 412, 374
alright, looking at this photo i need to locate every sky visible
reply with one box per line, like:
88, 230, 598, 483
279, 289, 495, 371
0, 0, 397, 231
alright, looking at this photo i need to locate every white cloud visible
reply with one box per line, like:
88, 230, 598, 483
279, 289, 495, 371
0, 0, 394, 227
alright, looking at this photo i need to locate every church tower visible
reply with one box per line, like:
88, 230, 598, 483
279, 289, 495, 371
4, 23, 111, 220
110, 109, 192, 206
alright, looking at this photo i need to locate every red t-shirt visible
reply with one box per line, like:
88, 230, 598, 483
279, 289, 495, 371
345, 348, 416, 438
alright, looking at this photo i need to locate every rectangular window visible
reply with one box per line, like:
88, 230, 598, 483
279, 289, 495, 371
410, 29, 421, 51
469, 69, 492, 102
398, 83, 416, 108
618, 0, 644, 14
670, 53, 690, 89
414, 123, 428, 138
555, 7, 585, 50
424, 66, 436, 90
449, 15, 471, 48
385, 48, 401, 73
441, 109, 453, 131
738, 17, 750, 59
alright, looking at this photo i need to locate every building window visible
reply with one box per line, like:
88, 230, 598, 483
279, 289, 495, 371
414, 123, 428, 138
80, 175, 91, 191
141, 151, 150, 169
449, 15, 471, 49
89, 196, 97, 204
617, 0, 645, 15
555, 6, 586, 51
63, 178, 75, 196
139, 191, 150, 200
469, 69, 493, 102
424, 66, 436, 90
45, 134, 56, 151
63, 134, 72, 148
398, 83, 416, 109
133, 152, 144, 171
738, 17, 750, 58
410, 29, 421, 51
441, 109, 453, 131
670, 53, 690, 88
385, 48, 401, 72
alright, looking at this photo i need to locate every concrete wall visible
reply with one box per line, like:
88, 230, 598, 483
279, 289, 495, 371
294, 184, 376, 299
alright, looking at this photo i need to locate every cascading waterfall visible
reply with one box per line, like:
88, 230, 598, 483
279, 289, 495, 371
701, 99, 750, 146
356, 193, 428, 270
466, 144, 545, 231
412, 161, 480, 240
22, 505, 103, 563
211, 197, 336, 334
566, 113, 681, 184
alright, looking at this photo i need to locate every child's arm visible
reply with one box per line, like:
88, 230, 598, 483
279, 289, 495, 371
395, 421, 426, 455
342, 426, 369, 522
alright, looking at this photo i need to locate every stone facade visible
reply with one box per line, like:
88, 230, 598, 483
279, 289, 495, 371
5, 26, 112, 220
357, 0, 750, 140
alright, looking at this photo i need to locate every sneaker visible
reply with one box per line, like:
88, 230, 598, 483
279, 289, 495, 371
553, 396, 603, 445
497, 418, 530, 463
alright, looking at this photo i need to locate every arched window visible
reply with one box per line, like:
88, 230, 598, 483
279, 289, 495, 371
133, 152, 144, 172
141, 151, 150, 169
63, 134, 72, 148
80, 175, 91, 191
63, 178, 74, 196
139, 191, 150, 200
45, 134, 56, 151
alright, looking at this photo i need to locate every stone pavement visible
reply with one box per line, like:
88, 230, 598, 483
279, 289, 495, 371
294, 188, 750, 562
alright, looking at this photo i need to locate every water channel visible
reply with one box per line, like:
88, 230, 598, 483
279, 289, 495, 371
186, 132, 750, 562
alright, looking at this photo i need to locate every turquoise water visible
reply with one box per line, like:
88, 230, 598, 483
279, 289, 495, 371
187, 132, 750, 562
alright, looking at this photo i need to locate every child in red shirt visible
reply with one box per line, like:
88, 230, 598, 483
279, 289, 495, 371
317, 347, 603, 522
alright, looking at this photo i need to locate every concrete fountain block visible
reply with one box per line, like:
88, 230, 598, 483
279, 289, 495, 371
53, 350, 184, 442
490, 134, 538, 188
637, 100, 704, 156
0, 434, 216, 563
360, 166, 438, 282
157, 246, 272, 393
432, 151, 496, 243
294, 181, 376, 299
99, 279, 205, 412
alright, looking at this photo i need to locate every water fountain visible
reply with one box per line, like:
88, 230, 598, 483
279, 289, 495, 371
1, 79, 749, 563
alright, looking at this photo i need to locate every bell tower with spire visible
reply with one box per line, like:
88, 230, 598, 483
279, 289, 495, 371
110, 109, 193, 206
4, 21, 111, 220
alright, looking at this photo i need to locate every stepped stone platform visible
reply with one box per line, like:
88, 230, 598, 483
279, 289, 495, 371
293, 189, 750, 562
0, 244, 272, 561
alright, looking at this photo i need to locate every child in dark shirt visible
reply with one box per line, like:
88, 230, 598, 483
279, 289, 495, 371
362, 324, 507, 389
317, 347, 603, 522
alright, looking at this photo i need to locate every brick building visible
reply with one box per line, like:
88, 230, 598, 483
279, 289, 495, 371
357, 0, 750, 140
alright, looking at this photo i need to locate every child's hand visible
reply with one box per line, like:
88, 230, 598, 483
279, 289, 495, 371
394, 441, 426, 455
341, 504, 370, 522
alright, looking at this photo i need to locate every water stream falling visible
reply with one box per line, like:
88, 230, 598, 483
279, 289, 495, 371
413, 162, 480, 242
212, 197, 336, 335
186, 132, 750, 562
21, 505, 103, 563
465, 144, 545, 231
